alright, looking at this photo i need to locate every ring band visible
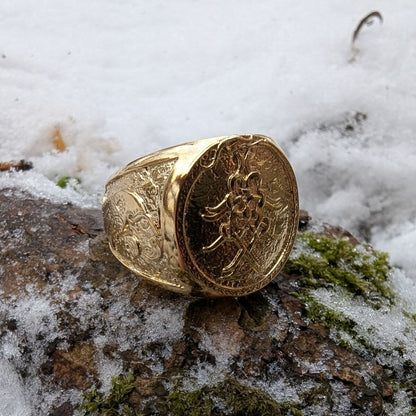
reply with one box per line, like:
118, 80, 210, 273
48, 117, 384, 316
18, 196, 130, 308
103, 134, 299, 297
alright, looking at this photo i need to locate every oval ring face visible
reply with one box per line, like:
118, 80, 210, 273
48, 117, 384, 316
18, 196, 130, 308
176, 135, 299, 296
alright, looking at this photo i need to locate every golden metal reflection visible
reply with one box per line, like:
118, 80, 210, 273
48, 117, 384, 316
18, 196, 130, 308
103, 134, 299, 297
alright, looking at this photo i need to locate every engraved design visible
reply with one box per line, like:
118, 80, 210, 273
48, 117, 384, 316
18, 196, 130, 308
112, 194, 161, 263
177, 135, 298, 294
104, 134, 298, 297
201, 143, 286, 278
103, 160, 176, 279
199, 145, 220, 169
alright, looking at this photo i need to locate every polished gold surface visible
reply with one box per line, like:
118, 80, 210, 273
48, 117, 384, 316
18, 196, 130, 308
103, 134, 299, 297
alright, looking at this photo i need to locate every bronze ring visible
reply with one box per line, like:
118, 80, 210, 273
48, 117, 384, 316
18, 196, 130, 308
103, 134, 299, 297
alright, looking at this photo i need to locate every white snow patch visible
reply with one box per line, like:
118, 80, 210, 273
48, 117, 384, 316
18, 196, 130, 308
95, 353, 124, 393
180, 362, 226, 393
310, 268, 416, 368
1, 0, 416, 413
142, 302, 185, 345
0, 360, 31, 416
1, 0, 415, 278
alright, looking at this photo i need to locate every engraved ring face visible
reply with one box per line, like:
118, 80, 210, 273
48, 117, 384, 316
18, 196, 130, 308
176, 135, 298, 296
103, 134, 298, 297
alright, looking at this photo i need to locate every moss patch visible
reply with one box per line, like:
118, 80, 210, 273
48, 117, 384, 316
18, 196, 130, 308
79, 372, 140, 416
284, 231, 394, 307
57, 176, 81, 189
166, 378, 302, 416
283, 231, 395, 350
283, 232, 416, 411
403, 310, 416, 324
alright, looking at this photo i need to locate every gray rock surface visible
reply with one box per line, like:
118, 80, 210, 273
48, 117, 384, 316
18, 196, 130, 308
0, 188, 413, 415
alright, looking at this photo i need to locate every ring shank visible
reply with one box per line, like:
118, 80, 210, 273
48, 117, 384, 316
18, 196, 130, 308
103, 137, 233, 294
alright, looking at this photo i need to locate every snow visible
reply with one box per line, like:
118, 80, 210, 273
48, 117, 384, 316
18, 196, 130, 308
0, 266, 187, 414
0, 360, 31, 416
1, 0, 416, 276
1, 0, 416, 414
312, 276, 416, 366
0, 288, 63, 415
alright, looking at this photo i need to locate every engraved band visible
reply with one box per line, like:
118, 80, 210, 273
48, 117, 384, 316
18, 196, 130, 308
103, 135, 299, 297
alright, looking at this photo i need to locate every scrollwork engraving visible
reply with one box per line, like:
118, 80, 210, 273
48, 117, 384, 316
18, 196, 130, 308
103, 160, 176, 277
201, 141, 287, 279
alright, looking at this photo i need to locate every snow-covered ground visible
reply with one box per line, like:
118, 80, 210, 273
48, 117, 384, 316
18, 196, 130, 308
1, 1, 416, 414
1, 0, 415, 275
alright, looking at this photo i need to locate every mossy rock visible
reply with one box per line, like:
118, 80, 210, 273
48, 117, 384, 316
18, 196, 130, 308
3, 189, 415, 415
282, 230, 395, 342
79, 372, 139, 416
167, 378, 302, 416
284, 230, 393, 307
79, 376, 336, 416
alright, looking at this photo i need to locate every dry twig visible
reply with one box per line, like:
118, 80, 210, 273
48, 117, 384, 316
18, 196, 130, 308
0, 160, 33, 172
350, 11, 383, 62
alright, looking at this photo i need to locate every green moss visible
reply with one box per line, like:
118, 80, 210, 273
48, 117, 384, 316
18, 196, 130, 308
79, 372, 140, 416
284, 231, 394, 307
283, 231, 396, 353
57, 176, 81, 188
301, 292, 388, 356
166, 378, 302, 416
166, 388, 214, 416
403, 310, 416, 324
300, 292, 358, 336
79, 374, 337, 416
279, 403, 304, 416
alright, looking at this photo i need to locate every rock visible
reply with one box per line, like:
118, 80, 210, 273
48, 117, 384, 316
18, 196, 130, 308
184, 298, 245, 356
0, 188, 412, 415
49, 402, 73, 416
298, 209, 311, 230
52, 343, 97, 390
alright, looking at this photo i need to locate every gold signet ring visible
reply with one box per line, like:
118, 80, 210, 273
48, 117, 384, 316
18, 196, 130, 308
103, 134, 299, 297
